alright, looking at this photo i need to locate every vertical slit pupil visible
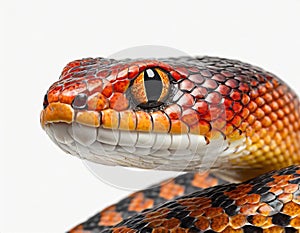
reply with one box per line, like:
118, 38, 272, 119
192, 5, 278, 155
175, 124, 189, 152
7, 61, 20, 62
144, 68, 163, 102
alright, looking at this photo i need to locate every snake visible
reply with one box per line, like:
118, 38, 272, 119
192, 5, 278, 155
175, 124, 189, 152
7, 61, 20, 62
40, 56, 300, 232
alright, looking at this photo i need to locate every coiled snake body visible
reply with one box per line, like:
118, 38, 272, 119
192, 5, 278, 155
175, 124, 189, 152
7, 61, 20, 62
41, 56, 300, 232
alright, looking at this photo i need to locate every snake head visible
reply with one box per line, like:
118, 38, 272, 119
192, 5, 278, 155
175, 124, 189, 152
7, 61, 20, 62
41, 56, 300, 178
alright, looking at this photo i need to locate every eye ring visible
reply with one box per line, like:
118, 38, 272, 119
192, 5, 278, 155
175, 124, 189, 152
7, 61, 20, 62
129, 68, 171, 110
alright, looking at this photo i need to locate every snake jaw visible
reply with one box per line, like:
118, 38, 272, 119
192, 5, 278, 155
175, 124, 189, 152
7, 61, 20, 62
42, 118, 248, 173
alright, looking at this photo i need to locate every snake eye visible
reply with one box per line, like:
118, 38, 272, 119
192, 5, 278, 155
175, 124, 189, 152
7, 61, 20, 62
130, 68, 170, 109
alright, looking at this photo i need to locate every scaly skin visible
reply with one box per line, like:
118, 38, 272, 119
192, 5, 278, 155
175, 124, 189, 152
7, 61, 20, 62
41, 56, 300, 232
69, 172, 227, 233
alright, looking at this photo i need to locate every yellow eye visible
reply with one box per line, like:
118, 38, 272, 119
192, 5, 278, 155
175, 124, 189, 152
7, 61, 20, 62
130, 68, 170, 109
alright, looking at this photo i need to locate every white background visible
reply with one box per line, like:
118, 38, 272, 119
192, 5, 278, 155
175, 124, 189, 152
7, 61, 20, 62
1, 0, 300, 232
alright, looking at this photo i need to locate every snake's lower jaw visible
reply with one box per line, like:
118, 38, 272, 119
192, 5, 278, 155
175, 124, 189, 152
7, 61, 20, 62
43, 120, 247, 172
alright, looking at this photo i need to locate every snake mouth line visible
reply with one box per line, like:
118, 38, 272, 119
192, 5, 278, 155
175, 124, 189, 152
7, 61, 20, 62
43, 122, 247, 172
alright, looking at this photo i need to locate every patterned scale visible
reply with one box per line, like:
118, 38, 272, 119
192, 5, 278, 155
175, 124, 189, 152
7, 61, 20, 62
69, 172, 227, 233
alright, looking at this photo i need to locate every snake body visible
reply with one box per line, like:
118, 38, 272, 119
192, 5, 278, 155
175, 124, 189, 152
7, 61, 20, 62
41, 56, 300, 232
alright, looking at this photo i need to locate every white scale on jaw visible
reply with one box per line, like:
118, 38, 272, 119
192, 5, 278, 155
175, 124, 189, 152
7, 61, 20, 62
45, 122, 247, 171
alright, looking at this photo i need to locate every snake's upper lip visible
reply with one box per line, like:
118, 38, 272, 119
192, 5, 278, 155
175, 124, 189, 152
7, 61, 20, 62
40, 103, 75, 129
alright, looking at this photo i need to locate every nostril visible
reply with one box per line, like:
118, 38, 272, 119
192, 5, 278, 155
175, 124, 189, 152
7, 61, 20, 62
72, 93, 88, 110
43, 94, 49, 109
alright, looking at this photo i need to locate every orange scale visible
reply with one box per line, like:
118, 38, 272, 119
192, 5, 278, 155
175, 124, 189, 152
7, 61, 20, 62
134, 61, 147, 71
254, 108, 265, 119
232, 102, 243, 113
235, 197, 248, 206
231, 115, 242, 128
161, 218, 181, 229
224, 97, 233, 107
87, 78, 103, 94
194, 216, 210, 231
119, 110, 137, 131
189, 209, 205, 218
239, 203, 260, 215
257, 203, 273, 216
189, 120, 211, 135
250, 89, 259, 99
87, 92, 108, 111
158, 62, 173, 72
102, 82, 113, 98
181, 109, 201, 126
101, 109, 119, 129
230, 90, 242, 101
128, 193, 154, 212
263, 93, 273, 103
47, 85, 62, 103
128, 65, 139, 79
109, 93, 129, 111
113, 79, 130, 93
229, 214, 247, 229
240, 108, 250, 119
284, 183, 299, 193
164, 104, 182, 120
238, 82, 250, 92
62, 60, 81, 75
282, 201, 300, 216
211, 118, 227, 131
250, 215, 268, 227
170, 227, 185, 233
290, 216, 300, 228
169, 120, 189, 134
59, 83, 87, 104
99, 207, 123, 227
112, 227, 137, 233
193, 101, 209, 115
250, 79, 259, 87
170, 70, 182, 81
258, 86, 267, 95
210, 214, 229, 232
261, 116, 272, 127
225, 109, 235, 121
135, 111, 153, 131
151, 111, 170, 133
222, 226, 243, 233
246, 193, 261, 204
241, 94, 251, 105
224, 124, 234, 136
204, 207, 224, 218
